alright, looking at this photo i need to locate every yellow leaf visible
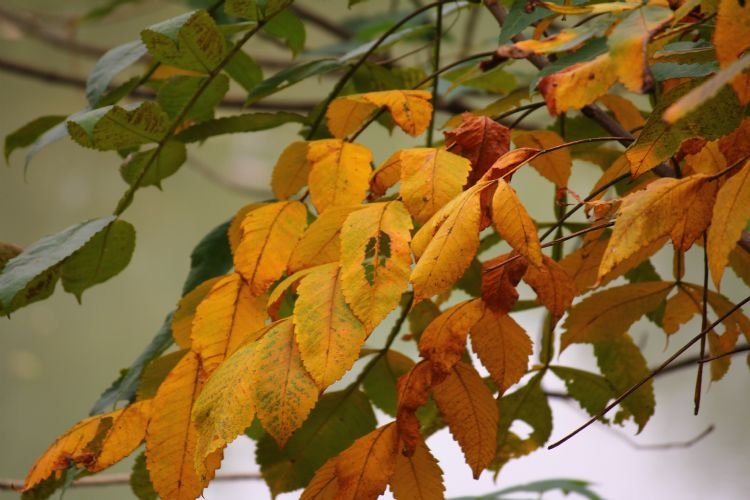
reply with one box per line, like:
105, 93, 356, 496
608, 6, 673, 92
400, 148, 472, 224
308, 139, 372, 213
410, 185, 483, 302
327, 90, 433, 138
537, 54, 617, 115
540, 1, 640, 14
523, 255, 576, 322
171, 276, 222, 348
340, 201, 413, 330
334, 423, 399, 500
599, 175, 715, 280
481, 252, 527, 313
707, 160, 750, 288
24, 401, 152, 490
432, 361, 498, 479
300, 458, 339, 500
389, 434, 445, 500
288, 205, 363, 273
512, 130, 571, 187
684, 141, 727, 176
598, 94, 645, 133
192, 323, 272, 476
146, 351, 222, 500
470, 309, 532, 395
294, 263, 367, 388
370, 151, 402, 198
254, 317, 319, 446
234, 201, 308, 295
491, 179, 543, 267
271, 141, 311, 199
228, 203, 262, 255
418, 299, 485, 378
266, 266, 318, 320
190, 272, 267, 374
560, 281, 673, 351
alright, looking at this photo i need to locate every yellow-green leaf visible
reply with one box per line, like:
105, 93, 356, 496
340, 201, 413, 330
234, 201, 308, 295
294, 263, 367, 388
491, 179, 543, 267
254, 317, 319, 446
308, 139, 372, 213
432, 361, 498, 479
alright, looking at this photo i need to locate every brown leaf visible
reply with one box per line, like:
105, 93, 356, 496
512, 130, 571, 187
481, 252, 528, 313
334, 423, 400, 500
389, 435, 445, 500
523, 255, 576, 323
471, 309, 531, 394
444, 113, 511, 186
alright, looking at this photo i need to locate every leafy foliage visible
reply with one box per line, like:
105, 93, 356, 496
3, 0, 750, 498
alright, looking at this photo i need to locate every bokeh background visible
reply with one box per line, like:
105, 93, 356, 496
1, 1, 749, 499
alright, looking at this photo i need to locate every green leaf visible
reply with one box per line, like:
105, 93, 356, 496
499, 0, 553, 44
362, 350, 415, 416
140, 10, 227, 73
157, 74, 230, 122
443, 64, 517, 95
226, 0, 293, 19
245, 59, 345, 104
533, 37, 608, 88
224, 47, 263, 92
120, 140, 187, 188
67, 102, 170, 151
0, 216, 115, 315
86, 40, 148, 107
492, 373, 552, 472
4, 115, 66, 164
593, 333, 655, 431
181, 219, 233, 295
651, 62, 719, 82
448, 478, 604, 500
256, 389, 376, 497
550, 366, 615, 419
60, 219, 136, 301
175, 111, 306, 142
130, 451, 158, 500
263, 8, 305, 56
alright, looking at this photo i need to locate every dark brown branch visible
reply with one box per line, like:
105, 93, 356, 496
289, 4, 352, 40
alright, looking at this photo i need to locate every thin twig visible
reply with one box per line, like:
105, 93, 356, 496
0, 472, 263, 491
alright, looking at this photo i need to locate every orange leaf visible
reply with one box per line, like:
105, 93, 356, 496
662, 286, 701, 336
714, 0, 750, 68
300, 458, 339, 500
608, 6, 673, 92
719, 117, 750, 166
471, 309, 532, 395
432, 361, 498, 479
481, 252, 528, 313
327, 90, 433, 138
294, 263, 367, 388
307, 139, 372, 213
234, 201, 308, 295
146, 351, 222, 500
334, 423, 400, 500
410, 185, 483, 302
389, 434, 445, 500
559, 236, 608, 293
395, 361, 434, 454
560, 281, 674, 351
444, 113, 511, 186
254, 317, 319, 446
523, 255, 576, 322
684, 141, 727, 176
707, 160, 750, 288
340, 201, 413, 330
598, 94, 645, 133
370, 151, 402, 198
228, 203, 262, 254
480, 147, 539, 182
171, 276, 221, 348
271, 141, 311, 199
190, 272, 267, 374
419, 299, 485, 378
512, 130, 571, 187
326, 96, 378, 139
399, 148, 472, 224
599, 175, 715, 280
537, 54, 617, 115
90, 400, 153, 472
491, 179, 543, 267
288, 205, 363, 273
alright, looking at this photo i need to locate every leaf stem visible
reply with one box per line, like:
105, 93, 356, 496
694, 235, 710, 415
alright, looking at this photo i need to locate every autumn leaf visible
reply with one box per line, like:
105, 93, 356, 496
171, 276, 221, 348
480, 147, 540, 182
491, 179, 543, 267
333, 423, 400, 500
146, 351, 222, 500
599, 175, 716, 280
707, 160, 750, 288
598, 94, 645, 133
481, 252, 528, 313
537, 54, 617, 115
254, 317, 319, 446
561, 281, 674, 351
512, 130, 571, 187
228, 203, 262, 255
271, 141, 310, 199
327, 90, 432, 138
662, 286, 702, 336
362, 350, 415, 417
190, 272, 267, 374
370, 151, 403, 198
389, 434, 445, 500
300, 458, 339, 500
444, 113, 511, 186
411, 185, 484, 302
234, 200, 308, 295
395, 361, 434, 454
307, 139, 372, 213
714, 0, 750, 103
288, 205, 363, 273
470, 309, 532, 395
418, 299, 485, 378
433, 361, 498, 478
340, 201, 413, 330
294, 263, 367, 388
523, 255, 577, 322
